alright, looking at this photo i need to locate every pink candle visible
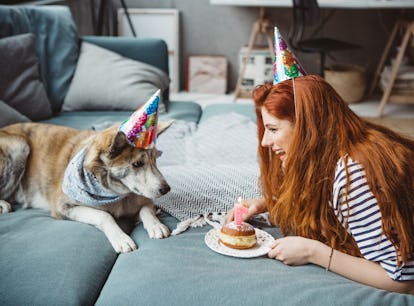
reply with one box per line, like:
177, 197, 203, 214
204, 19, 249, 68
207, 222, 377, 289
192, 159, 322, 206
234, 203, 248, 225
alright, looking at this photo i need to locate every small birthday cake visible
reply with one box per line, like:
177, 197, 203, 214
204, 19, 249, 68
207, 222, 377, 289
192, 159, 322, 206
219, 221, 257, 250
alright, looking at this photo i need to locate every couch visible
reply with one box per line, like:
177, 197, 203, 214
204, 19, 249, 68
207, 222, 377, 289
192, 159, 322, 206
0, 5, 413, 306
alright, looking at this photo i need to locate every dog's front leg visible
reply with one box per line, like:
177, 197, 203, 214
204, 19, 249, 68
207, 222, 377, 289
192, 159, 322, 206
139, 204, 170, 239
65, 205, 137, 253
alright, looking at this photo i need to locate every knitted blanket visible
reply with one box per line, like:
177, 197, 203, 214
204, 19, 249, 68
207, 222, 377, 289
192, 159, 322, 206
154, 112, 261, 234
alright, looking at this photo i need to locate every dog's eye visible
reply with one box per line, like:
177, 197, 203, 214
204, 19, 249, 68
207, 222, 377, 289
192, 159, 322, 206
132, 161, 145, 168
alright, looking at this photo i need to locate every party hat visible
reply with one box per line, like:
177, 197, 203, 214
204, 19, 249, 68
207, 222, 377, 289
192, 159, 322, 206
273, 27, 306, 84
118, 89, 160, 148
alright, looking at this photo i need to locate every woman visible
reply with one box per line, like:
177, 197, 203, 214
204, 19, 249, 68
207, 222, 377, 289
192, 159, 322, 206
228, 75, 414, 294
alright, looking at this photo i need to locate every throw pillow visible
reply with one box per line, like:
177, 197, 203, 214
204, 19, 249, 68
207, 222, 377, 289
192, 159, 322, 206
63, 42, 170, 113
0, 5, 79, 113
0, 33, 52, 121
0, 100, 31, 128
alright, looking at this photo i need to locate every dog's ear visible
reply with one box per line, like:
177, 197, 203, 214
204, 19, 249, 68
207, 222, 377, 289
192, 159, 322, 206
157, 120, 174, 136
108, 131, 129, 158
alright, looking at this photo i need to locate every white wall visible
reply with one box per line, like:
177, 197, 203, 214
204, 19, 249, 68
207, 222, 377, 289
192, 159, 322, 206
70, 0, 411, 93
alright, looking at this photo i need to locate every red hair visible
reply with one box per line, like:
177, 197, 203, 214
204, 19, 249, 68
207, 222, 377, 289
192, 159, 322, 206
253, 75, 414, 261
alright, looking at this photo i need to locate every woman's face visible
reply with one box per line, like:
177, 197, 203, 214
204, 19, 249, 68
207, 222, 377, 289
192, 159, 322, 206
261, 107, 294, 168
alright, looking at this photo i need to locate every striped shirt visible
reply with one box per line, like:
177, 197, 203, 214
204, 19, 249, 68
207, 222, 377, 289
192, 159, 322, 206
332, 156, 414, 281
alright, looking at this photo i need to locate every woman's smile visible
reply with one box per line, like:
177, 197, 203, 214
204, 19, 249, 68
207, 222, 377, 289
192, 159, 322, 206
273, 148, 286, 160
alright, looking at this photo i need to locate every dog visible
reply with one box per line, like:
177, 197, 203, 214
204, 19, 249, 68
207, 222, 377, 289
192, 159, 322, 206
0, 121, 172, 253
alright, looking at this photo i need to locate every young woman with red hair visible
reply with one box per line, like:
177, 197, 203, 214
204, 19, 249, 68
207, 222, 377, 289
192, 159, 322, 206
227, 75, 414, 294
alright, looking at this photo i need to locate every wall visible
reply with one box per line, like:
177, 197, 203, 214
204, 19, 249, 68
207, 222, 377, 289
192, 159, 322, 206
69, 0, 412, 93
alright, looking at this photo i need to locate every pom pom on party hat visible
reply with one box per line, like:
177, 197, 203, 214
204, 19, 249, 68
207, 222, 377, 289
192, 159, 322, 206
273, 26, 306, 84
118, 89, 160, 148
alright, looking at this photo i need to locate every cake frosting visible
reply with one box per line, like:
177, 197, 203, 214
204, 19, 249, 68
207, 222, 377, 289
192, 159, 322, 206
219, 221, 257, 249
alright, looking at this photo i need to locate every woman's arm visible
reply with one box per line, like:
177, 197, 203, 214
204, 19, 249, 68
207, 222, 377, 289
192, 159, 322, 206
268, 236, 414, 295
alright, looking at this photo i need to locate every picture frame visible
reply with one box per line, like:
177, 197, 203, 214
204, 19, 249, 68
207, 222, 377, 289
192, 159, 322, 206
118, 8, 180, 92
186, 55, 227, 94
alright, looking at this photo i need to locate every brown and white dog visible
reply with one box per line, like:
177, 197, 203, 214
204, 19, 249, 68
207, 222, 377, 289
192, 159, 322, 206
0, 121, 172, 253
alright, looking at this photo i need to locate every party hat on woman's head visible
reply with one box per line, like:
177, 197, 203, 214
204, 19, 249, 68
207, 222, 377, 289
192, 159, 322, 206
273, 26, 306, 84
118, 89, 160, 148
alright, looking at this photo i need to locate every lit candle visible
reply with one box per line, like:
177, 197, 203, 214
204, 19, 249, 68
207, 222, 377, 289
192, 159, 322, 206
234, 197, 248, 225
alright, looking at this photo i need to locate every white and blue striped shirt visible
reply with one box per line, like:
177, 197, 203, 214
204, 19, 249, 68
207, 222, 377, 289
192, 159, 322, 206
332, 157, 414, 281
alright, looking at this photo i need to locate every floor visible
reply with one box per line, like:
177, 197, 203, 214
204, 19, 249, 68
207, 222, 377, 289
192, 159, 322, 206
171, 92, 414, 119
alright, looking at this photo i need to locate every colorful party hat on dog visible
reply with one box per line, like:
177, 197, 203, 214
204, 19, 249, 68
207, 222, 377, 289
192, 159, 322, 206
118, 89, 160, 148
273, 27, 306, 84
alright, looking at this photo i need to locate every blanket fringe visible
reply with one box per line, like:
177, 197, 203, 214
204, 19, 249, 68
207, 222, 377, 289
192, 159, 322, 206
171, 212, 226, 235
171, 212, 272, 236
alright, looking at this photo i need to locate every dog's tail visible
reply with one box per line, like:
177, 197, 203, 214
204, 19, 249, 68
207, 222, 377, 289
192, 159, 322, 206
0, 132, 30, 200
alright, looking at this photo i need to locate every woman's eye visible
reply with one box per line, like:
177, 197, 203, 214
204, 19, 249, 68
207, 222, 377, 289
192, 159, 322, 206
268, 128, 278, 133
132, 161, 145, 168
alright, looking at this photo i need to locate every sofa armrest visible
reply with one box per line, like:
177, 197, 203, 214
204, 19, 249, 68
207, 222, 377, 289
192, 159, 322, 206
81, 36, 169, 76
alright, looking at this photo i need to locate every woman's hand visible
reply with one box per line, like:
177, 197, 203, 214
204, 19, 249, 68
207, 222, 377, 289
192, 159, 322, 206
225, 198, 267, 224
268, 236, 319, 265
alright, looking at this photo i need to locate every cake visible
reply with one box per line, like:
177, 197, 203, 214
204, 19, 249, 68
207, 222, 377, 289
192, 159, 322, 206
219, 221, 257, 249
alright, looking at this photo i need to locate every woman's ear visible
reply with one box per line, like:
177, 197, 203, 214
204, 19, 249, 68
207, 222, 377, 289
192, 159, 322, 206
157, 120, 174, 136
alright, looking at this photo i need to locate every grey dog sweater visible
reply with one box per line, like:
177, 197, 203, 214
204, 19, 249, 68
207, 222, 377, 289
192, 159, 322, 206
62, 148, 123, 206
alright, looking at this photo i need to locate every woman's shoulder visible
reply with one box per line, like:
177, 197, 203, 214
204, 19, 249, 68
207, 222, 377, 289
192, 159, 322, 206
333, 155, 372, 209
335, 155, 364, 174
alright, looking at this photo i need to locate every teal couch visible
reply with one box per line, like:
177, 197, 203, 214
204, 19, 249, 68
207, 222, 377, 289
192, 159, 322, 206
0, 5, 413, 306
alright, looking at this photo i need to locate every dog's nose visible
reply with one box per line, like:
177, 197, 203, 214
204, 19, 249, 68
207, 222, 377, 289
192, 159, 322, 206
159, 183, 170, 195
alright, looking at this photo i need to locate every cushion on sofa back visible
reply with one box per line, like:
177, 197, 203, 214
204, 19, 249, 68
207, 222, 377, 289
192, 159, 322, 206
0, 5, 79, 113
0, 33, 52, 122
62, 41, 170, 113
82, 36, 169, 75
82, 36, 171, 105
0, 100, 31, 128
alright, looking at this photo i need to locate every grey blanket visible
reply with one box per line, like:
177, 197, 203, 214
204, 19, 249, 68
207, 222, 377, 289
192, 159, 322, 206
154, 112, 261, 232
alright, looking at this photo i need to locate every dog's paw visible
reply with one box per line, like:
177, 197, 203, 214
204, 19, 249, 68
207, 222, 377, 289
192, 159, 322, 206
146, 222, 170, 239
107, 231, 138, 253
0, 200, 12, 214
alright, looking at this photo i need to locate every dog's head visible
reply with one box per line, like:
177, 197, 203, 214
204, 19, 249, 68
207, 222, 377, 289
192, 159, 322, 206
84, 121, 173, 199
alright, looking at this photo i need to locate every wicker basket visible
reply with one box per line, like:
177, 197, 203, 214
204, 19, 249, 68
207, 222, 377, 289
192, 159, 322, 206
324, 64, 366, 103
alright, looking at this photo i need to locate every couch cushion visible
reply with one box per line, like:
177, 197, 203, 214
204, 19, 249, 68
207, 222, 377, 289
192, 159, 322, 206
81, 36, 171, 105
0, 33, 52, 121
62, 41, 170, 113
82, 36, 169, 75
95, 215, 414, 306
0, 5, 79, 113
41, 101, 202, 130
200, 103, 256, 123
0, 100, 30, 128
0, 208, 119, 306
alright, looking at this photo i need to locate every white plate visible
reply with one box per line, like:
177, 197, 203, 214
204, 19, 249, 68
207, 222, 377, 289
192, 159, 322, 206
204, 227, 275, 258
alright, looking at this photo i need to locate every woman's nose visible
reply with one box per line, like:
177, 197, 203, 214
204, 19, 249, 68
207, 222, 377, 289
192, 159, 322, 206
261, 133, 272, 147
